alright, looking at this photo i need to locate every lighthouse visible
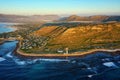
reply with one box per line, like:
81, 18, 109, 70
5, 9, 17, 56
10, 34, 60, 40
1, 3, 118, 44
65, 47, 69, 54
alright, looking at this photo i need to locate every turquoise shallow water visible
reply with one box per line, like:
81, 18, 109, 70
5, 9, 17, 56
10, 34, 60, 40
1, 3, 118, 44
0, 23, 16, 33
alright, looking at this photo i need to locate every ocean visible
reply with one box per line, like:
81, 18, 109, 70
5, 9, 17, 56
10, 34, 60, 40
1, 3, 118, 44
0, 23, 17, 33
0, 23, 120, 80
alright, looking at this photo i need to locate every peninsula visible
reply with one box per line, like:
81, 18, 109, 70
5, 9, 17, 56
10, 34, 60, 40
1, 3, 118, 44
0, 16, 120, 57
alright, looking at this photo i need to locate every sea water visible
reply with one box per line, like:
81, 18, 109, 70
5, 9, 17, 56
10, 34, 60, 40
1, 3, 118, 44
0, 23, 120, 80
0, 23, 16, 33
0, 41, 120, 80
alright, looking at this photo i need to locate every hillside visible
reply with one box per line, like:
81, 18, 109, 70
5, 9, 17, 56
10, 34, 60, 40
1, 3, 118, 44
60, 15, 120, 22
20, 25, 67, 53
19, 22, 120, 54
45, 22, 120, 52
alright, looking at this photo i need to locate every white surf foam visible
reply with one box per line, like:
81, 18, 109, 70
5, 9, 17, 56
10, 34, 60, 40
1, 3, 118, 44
14, 59, 26, 65
88, 75, 93, 78
0, 57, 6, 62
6, 52, 13, 58
103, 62, 118, 68
12, 58, 70, 65
38, 58, 70, 62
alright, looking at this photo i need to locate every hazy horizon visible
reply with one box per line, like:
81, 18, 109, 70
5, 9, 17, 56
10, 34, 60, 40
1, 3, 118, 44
0, 0, 120, 16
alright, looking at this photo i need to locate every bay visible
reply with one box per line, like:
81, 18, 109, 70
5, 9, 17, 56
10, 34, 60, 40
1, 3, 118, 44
0, 23, 17, 34
0, 23, 120, 80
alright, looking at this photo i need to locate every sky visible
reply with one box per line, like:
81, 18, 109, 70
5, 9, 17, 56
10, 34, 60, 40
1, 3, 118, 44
0, 0, 120, 16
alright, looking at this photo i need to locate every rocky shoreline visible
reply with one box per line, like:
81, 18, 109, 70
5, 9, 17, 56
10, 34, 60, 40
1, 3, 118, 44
14, 41, 120, 58
0, 40, 120, 58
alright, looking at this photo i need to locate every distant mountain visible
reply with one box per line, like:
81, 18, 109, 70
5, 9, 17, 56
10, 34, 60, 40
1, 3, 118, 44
60, 15, 120, 22
0, 14, 60, 23
102, 16, 120, 22
1, 14, 120, 23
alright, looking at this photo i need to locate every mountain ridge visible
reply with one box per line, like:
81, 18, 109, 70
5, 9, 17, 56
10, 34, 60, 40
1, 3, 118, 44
60, 15, 120, 22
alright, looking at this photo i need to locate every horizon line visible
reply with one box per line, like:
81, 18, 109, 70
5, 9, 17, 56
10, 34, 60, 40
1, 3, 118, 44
0, 13, 120, 17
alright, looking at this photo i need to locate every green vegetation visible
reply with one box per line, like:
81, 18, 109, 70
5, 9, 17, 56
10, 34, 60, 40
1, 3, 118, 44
20, 25, 67, 54
20, 22, 120, 54
46, 22, 120, 52
1, 22, 120, 54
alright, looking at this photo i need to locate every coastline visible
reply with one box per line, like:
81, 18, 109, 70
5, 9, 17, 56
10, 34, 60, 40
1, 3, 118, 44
0, 22, 19, 34
15, 42, 120, 58
0, 22, 119, 58
7, 23, 23, 31
0, 40, 4, 45
0, 40, 120, 58
8, 25, 18, 31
